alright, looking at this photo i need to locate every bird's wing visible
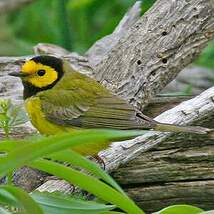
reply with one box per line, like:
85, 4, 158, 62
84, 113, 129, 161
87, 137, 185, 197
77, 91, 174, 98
38, 80, 144, 130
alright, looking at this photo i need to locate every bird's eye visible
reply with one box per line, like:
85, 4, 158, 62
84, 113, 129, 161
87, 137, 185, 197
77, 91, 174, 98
37, 70, 46, 76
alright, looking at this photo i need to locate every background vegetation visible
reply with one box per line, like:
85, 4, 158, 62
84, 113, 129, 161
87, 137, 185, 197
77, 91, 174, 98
0, 0, 213, 69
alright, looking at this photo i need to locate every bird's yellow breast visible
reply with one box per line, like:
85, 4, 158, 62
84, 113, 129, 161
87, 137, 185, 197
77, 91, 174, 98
24, 97, 109, 155
25, 97, 73, 135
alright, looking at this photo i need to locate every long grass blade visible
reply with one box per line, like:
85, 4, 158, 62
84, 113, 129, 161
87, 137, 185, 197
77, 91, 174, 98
0, 185, 42, 214
0, 141, 26, 152
31, 191, 115, 214
0, 129, 144, 177
48, 150, 125, 194
30, 159, 144, 214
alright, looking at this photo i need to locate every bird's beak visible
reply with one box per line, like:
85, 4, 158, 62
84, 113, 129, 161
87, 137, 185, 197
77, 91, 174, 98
8, 72, 29, 77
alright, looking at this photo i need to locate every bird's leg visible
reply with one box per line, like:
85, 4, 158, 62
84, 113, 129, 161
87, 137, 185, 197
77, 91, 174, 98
92, 155, 106, 170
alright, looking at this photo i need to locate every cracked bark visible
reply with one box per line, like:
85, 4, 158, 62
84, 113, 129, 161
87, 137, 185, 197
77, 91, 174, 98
92, 0, 214, 110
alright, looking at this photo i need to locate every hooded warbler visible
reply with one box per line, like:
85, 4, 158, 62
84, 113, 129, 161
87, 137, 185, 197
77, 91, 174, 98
9, 56, 210, 155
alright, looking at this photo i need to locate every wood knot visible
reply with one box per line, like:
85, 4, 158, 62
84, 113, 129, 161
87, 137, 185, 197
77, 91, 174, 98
162, 58, 168, 64
150, 70, 157, 76
162, 31, 167, 36
137, 60, 142, 65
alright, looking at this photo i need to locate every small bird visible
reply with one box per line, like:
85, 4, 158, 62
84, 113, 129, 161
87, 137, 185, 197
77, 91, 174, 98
9, 56, 211, 156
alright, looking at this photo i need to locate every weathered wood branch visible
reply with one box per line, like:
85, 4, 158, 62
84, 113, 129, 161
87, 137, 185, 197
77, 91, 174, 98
92, 0, 214, 110
101, 86, 214, 171
126, 181, 214, 212
33, 0, 214, 109
0, 0, 35, 14
0, 0, 213, 211
113, 99, 214, 212
36, 87, 214, 199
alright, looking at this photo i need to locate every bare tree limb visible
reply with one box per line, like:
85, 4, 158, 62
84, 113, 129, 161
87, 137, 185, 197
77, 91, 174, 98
101, 86, 214, 171
126, 181, 214, 212
0, 0, 214, 210
36, 86, 214, 195
92, 0, 214, 110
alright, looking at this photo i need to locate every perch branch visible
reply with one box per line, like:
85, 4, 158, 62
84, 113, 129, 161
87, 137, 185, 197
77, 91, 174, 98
36, 86, 214, 193
0, 1, 213, 208
101, 86, 214, 171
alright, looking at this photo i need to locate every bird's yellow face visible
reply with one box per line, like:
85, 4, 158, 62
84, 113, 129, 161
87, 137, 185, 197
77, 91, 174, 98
21, 60, 58, 88
9, 55, 64, 99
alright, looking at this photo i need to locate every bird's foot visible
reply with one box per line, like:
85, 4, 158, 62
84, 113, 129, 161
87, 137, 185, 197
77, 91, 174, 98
91, 155, 105, 170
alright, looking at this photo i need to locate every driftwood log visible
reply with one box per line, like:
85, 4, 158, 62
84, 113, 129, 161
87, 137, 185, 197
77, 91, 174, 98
0, 0, 214, 212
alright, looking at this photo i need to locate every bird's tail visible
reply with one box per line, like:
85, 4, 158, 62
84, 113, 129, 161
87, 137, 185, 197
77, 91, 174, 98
138, 113, 213, 137
154, 123, 212, 136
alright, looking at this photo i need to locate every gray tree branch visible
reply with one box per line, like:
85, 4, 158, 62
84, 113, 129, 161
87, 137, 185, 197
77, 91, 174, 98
92, 0, 214, 110
36, 86, 214, 203
0, 0, 214, 211
101, 86, 214, 171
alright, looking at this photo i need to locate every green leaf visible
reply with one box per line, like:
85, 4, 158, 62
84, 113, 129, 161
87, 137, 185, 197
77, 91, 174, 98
48, 150, 125, 194
0, 129, 145, 177
102, 212, 125, 214
0, 114, 8, 123
0, 129, 145, 214
0, 185, 42, 214
154, 205, 204, 214
0, 99, 10, 113
30, 159, 144, 214
0, 140, 27, 153
31, 191, 115, 214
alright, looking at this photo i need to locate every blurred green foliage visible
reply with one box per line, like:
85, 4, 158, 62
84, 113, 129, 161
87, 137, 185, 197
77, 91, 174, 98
0, 0, 155, 55
0, 0, 213, 69
195, 40, 214, 69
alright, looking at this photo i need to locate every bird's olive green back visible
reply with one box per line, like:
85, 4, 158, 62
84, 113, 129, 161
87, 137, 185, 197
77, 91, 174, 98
37, 62, 145, 130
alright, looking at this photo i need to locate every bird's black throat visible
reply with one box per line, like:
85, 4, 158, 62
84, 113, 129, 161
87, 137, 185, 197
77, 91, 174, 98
23, 81, 59, 100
